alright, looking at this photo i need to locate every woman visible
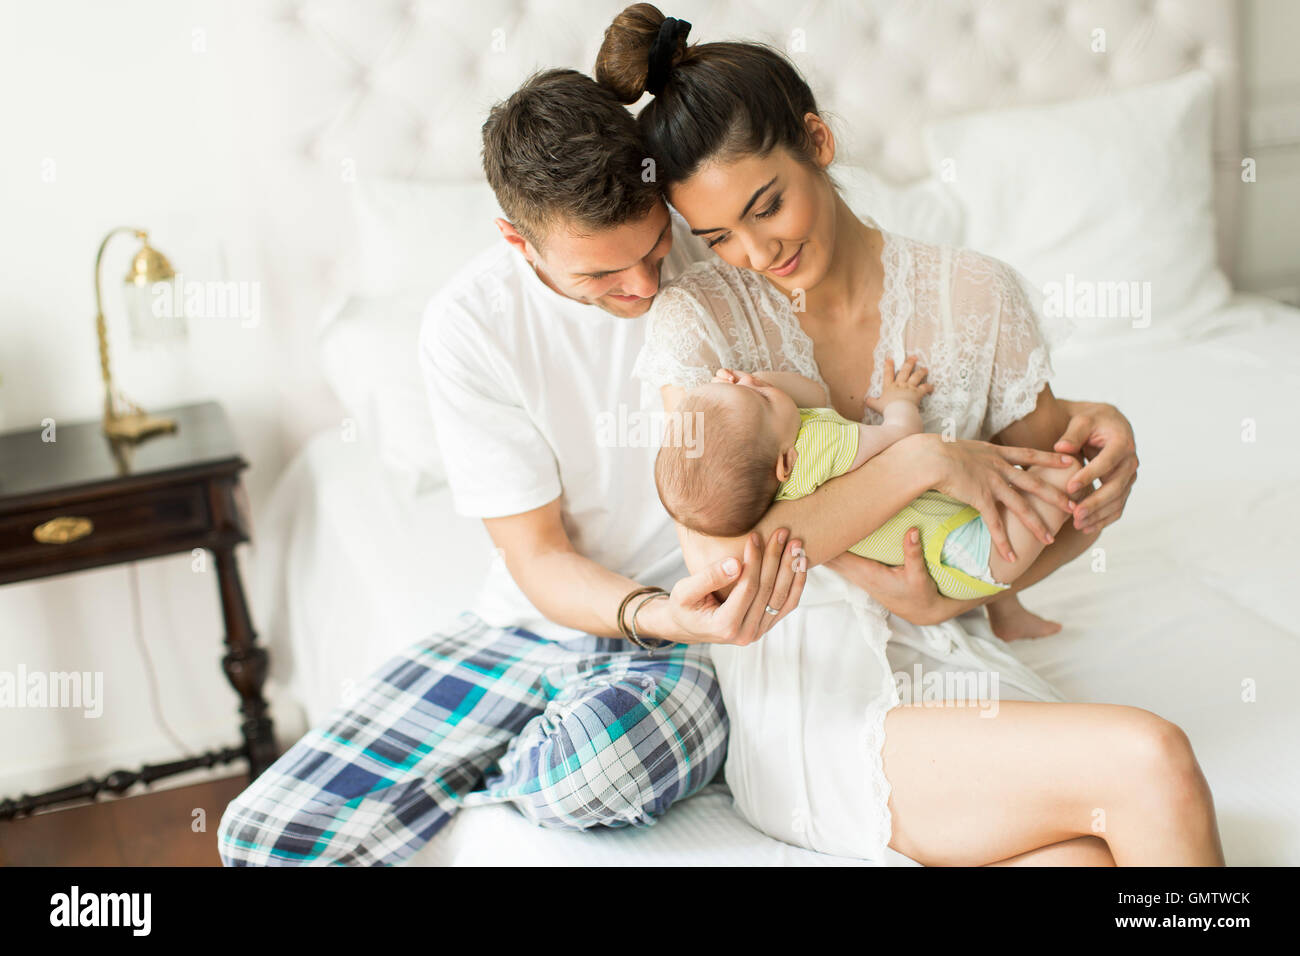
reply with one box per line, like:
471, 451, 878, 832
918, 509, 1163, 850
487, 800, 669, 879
595, 4, 1225, 866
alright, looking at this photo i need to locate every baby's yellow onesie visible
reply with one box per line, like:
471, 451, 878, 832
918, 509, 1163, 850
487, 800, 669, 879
775, 408, 1010, 600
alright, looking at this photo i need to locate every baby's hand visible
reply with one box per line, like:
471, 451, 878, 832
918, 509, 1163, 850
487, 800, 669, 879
864, 355, 934, 413
716, 367, 829, 408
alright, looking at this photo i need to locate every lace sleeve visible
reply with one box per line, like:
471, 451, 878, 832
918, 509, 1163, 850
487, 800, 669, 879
978, 257, 1072, 440
633, 281, 727, 407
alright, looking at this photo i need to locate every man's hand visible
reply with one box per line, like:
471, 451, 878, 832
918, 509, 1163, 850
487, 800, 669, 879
1053, 401, 1139, 535
650, 527, 808, 645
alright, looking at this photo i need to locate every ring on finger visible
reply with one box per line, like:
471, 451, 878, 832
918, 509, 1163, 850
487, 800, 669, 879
763, 605, 779, 616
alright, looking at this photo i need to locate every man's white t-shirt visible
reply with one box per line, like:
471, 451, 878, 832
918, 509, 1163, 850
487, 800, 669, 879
418, 212, 710, 643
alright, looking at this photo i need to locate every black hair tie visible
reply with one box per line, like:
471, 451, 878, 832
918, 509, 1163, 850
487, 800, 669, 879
645, 16, 691, 96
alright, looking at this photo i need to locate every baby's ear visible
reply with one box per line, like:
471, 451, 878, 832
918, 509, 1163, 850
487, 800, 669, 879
775, 446, 798, 482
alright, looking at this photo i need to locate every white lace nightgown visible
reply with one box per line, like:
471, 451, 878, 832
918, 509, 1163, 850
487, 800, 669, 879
634, 217, 1076, 864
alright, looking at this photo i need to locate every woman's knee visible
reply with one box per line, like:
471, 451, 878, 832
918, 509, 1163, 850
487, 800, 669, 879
515, 669, 728, 830
1111, 707, 1210, 808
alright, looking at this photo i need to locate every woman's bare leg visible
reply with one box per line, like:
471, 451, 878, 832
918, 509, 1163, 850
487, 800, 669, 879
987, 836, 1115, 866
882, 701, 1225, 866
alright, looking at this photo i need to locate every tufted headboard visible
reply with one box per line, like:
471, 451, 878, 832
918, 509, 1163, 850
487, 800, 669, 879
244, 0, 1242, 385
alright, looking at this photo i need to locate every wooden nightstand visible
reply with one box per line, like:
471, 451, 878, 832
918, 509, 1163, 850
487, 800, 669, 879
0, 401, 276, 819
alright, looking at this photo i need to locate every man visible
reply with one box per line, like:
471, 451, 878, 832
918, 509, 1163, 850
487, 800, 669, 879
217, 70, 803, 865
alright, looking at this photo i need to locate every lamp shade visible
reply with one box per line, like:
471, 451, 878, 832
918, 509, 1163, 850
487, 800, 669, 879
122, 237, 187, 345
124, 240, 174, 286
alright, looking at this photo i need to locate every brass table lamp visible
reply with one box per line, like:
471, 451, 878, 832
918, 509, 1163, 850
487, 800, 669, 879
94, 227, 185, 441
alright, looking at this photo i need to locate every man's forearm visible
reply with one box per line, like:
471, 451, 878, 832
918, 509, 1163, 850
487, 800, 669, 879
503, 548, 650, 641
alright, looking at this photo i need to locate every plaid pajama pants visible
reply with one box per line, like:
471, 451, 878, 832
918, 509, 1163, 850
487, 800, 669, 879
217, 611, 727, 865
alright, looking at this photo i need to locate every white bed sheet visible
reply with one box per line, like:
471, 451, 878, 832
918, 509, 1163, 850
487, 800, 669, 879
256, 295, 1300, 865
403, 783, 914, 867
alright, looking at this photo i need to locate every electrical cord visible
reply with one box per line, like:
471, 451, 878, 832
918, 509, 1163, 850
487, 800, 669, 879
126, 561, 196, 757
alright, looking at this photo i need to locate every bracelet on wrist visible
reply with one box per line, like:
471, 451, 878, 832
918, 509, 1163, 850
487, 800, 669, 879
629, 591, 674, 654
617, 585, 663, 640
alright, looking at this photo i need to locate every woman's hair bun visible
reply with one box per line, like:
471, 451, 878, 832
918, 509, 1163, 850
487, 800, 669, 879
595, 3, 688, 104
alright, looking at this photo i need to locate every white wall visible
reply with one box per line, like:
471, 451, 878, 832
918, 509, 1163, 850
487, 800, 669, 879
1239, 0, 1300, 304
1, 0, 1297, 800
0, 1, 339, 797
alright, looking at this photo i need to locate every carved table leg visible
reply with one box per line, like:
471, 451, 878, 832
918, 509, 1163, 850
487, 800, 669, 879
213, 543, 276, 777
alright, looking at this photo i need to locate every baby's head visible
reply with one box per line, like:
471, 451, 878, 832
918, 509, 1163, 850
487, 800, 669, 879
655, 375, 802, 537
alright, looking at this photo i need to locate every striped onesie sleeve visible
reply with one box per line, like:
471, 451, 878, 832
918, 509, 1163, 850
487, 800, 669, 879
774, 407, 861, 500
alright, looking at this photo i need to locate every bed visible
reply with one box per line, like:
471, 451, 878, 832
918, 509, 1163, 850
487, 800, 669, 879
242, 0, 1299, 864
253, 300, 1300, 866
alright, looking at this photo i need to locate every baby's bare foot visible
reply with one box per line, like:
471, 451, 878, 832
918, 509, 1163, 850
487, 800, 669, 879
987, 595, 1063, 641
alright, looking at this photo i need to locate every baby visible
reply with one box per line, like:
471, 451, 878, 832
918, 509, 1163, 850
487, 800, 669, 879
654, 358, 1084, 640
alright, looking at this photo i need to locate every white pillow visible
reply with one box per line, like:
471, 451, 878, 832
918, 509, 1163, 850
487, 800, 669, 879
923, 70, 1231, 355
318, 292, 448, 496
833, 164, 964, 247
352, 178, 505, 299
329, 178, 509, 495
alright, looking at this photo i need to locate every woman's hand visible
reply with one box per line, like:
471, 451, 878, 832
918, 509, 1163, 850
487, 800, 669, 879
654, 527, 808, 646
824, 531, 951, 626
915, 434, 1077, 564
1052, 402, 1138, 535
